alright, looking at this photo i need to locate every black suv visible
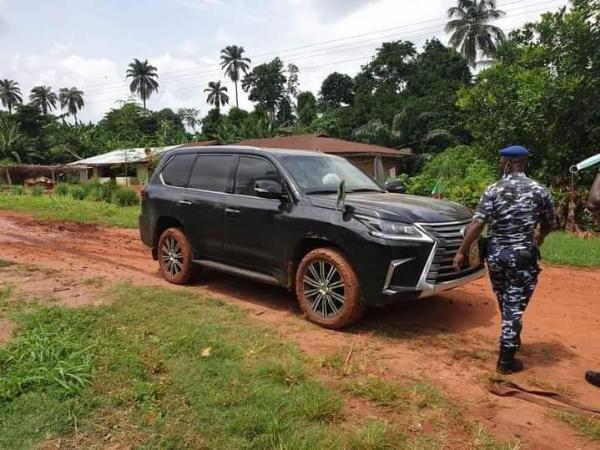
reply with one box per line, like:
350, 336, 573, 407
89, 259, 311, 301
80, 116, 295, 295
139, 146, 484, 328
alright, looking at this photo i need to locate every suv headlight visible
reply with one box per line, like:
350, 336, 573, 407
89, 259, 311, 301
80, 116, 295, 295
356, 215, 429, 241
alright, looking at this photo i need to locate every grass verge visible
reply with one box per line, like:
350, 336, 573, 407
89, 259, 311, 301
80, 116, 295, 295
0, 193, 138, 228
0, 282, 518, 449
541, 232, 600, 267
557, 412, 600, 443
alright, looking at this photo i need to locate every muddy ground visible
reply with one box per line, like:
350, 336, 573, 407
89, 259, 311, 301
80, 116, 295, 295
1, 210, 599, 449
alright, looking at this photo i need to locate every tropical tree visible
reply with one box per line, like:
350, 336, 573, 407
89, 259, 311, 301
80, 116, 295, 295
446, 0, 506, 67
126, 58, 159, 110
242, 57, 286, 118
204, 81, 229, 110
0, 80, 23, 114
220, 45, 251, 108
29, 86, 58, 114
59, 87, 85, 122
319, 72, 354, 109
178, 107, 201, 133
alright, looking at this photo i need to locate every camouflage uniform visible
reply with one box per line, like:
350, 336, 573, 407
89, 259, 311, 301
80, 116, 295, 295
474, 172, 555, 349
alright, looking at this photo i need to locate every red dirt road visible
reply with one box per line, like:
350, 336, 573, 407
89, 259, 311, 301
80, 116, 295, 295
1, 210, 600, 449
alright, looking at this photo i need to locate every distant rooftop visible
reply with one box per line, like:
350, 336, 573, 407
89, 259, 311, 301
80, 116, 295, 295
235, 134, 411, 158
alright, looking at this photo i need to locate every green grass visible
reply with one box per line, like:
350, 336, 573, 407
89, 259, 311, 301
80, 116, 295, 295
0, 282, 518, 449
541, 232, 600, 267
0, 193, 138, 228
557, 412, 600, 443
0, 284, 393, 449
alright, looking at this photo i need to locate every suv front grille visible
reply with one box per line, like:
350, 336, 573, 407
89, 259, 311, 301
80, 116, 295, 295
418, 220, 479, 283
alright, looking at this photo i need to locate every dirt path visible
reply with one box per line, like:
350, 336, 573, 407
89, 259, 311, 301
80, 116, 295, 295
1, 210, 599, 449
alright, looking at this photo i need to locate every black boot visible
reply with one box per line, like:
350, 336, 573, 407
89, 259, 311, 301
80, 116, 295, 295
585, 371, 600, 388
496, 346, 524, 374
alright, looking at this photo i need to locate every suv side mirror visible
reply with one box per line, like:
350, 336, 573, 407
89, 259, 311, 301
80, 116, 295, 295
254, 180, 286, 200
384, 180, 405, 194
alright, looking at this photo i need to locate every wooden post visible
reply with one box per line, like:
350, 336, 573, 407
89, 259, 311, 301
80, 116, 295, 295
6, 167, 11, 186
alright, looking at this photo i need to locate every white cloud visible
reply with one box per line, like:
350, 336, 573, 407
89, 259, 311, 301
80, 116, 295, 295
0, 0, 569, 123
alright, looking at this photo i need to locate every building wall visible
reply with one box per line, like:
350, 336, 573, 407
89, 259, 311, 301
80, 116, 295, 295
349, 156, 398, 179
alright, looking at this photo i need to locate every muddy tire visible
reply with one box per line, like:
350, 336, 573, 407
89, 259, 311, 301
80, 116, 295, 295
295, 247, 365, 329
157, 227, 198, 285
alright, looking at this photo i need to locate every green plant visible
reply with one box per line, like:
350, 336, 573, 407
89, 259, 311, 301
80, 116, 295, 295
68, 185, 86, 200
9, 185, 24, 196
29, 186, 44, 197
0, 310, 93, 402
113, 186, 139, 206
407, 145, 495, 208
54, 183, 70, 196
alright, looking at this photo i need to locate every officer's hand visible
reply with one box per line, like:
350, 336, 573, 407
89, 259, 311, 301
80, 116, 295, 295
453, 252, 465, 271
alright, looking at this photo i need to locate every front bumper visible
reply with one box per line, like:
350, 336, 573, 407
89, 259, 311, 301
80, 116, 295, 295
374, 219, 485, 305
380, 266, 485, 304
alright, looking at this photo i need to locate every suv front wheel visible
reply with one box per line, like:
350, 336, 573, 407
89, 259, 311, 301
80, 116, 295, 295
295, 247, 364, 329
157, 227, 197, 284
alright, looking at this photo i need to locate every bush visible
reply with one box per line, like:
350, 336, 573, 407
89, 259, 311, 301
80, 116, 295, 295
406, 145, 495, 208
69, 185, 86, 200
54, 184, 70, 196
9, 185, 24, 196
29, 186, 44, 197
113, 187, 139, 206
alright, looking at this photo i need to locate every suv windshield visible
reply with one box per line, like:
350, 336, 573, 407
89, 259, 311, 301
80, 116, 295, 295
277, 154, 382, 194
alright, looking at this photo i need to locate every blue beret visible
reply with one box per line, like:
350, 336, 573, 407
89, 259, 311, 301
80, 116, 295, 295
500, 145, 529, 158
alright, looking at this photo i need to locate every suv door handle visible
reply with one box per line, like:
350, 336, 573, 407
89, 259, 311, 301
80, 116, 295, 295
179, 200, 192, 206
225, 207, 240, 217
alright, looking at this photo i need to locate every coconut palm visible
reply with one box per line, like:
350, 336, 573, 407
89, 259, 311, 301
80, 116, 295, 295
59, 87, 85, 122
446, 0, 506, 68
0, 80, 23, 114
29, 86, 58, 114
126, 58, 159, 110
220, 45, 251, 108
204, 81, 229, 110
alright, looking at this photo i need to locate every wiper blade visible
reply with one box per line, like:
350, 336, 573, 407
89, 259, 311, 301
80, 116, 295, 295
346, 188, 383, 193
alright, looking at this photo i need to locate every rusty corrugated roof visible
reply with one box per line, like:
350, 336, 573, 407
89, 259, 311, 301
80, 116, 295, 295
235, 134, 411, 157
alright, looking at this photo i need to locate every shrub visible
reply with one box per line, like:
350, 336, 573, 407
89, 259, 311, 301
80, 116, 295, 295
9, 185, 24, 196
54, 184, 70, 196
29, 186, 44, 197
406, 145, 495, 208
113, 187, 139, 206
69, 185, 86, 200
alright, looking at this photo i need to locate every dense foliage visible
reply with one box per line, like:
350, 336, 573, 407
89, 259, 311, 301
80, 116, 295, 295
0, 0, 597, 227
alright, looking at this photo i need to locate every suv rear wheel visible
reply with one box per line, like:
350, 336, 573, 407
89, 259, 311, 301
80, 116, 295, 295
295, 247, 364, 329
157, 227, 197, 284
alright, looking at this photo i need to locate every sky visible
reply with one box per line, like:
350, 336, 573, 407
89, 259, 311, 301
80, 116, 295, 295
0, 0, 569, 123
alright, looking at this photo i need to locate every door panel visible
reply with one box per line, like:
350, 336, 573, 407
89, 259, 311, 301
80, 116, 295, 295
182, 154, 234, 259
224, 156, 288, 276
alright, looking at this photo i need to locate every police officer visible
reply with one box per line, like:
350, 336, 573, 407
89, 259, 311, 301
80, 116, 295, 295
453, 146, 555, 374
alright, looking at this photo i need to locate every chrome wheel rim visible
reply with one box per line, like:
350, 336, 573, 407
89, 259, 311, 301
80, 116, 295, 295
302, 259, 345, 319
160, 236, 184, 277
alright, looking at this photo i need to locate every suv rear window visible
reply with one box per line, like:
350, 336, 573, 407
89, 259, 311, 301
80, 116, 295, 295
188, 154, 234, 192
161, 154, 196, 187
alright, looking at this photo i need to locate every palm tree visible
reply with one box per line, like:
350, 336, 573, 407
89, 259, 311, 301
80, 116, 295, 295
220, 45, 251, 108
0, 80, 23, 114
446, 0, 506, 68
59, 87, 85, 122
126, 58, 159, 110
204, 81, 229, 110
29, 86, 58, 114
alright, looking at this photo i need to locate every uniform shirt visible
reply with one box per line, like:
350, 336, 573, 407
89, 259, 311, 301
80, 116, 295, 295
473, 172, 555, 248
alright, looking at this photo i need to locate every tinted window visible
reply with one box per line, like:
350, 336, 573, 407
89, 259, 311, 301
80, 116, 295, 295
188, 155, 233, 192
235, 157, 282, 197
161, 154, 196, 187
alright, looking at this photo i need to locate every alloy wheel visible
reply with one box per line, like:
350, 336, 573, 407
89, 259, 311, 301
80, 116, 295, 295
302, 259, 345, 319
160, 236, 184, 277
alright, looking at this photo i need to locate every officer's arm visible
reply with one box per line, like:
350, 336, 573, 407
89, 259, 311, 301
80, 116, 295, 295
453, 219, 485, 271
586, 172, 600, 213
536, 189, 556, 247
